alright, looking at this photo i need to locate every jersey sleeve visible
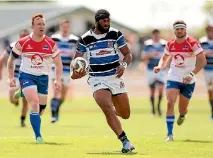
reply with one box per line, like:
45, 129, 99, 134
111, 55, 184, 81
12, 42, 22, 57
52, 43, 60, 58
76, 38, 87, 54
116, 31, 127, 48
192, 41, 203, 55
164, 43, 170, 55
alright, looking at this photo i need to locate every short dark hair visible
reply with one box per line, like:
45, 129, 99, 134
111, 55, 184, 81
95, 9, 110, 22
152, 29, 160, 34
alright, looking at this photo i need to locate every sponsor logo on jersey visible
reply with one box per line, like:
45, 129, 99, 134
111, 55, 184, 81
26, 44, 33, 50
43, 45, 49, 50
96, 50, 111, 55
31, 54, 44, 69
174, 54, 185, 68
183, 45, 188, 50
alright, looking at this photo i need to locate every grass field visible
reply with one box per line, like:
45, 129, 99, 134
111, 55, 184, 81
0, 97, 212, 158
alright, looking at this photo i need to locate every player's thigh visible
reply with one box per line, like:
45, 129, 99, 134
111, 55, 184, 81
112, 92, 130, 118
178, 82, 195, 108
19, 74, 39, 106
36, 75, 49, 98
93, 89, 113, 113
179, 82, 195, 100
166, 80, 180, 104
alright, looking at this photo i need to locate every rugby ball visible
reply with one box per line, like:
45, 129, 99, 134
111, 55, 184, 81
71, 57, 89, 73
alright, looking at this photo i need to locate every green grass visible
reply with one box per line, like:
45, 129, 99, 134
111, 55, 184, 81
0, 97, 212, 158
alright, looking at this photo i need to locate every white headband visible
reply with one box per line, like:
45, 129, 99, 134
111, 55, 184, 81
173, 23, 186, 29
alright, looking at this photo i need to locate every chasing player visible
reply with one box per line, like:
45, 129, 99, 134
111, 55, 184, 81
7, 14, 62, 143
154, 20, 206, 141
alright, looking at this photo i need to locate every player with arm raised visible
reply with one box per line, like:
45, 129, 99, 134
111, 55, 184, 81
7, 14, 62, 143
154, 20, 206, 141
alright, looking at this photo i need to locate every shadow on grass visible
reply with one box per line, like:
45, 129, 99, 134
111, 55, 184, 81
87, 151, 142, 155
181, 139, 213, 144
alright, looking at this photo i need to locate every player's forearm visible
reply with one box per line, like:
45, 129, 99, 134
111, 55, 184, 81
122, 52, 132, 65
192, 57, 206, 75
158, 57, 167, 69
55, 64, 62, 82
7, 57, 15, 79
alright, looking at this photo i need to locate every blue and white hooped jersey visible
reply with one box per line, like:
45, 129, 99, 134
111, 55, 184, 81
5, 42, 21, 78
51, 33, 79, 73
77, 27, 127, 77
200, 36, 213, 71
143, 39, 166, 70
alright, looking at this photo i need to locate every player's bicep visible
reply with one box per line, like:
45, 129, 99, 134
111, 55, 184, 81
196, 52, 206, 64
76, 38, 87, 54
192, 42, 203, 55
53, 53, 62, 66
117, 31, 127, 49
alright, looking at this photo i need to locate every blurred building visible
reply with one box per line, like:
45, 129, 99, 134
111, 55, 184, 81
0, 2, 139, 50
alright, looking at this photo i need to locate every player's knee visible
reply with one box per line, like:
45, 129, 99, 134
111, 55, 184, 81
30, 99, 39, 108
102, 105, 115, 116
167, 99, 175, 107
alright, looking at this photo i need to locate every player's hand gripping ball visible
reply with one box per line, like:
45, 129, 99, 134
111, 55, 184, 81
71, 57, 89, 73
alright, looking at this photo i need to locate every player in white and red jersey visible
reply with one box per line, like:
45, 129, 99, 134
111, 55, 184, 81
7, 14, 62, 144
154, 20, 206, 141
